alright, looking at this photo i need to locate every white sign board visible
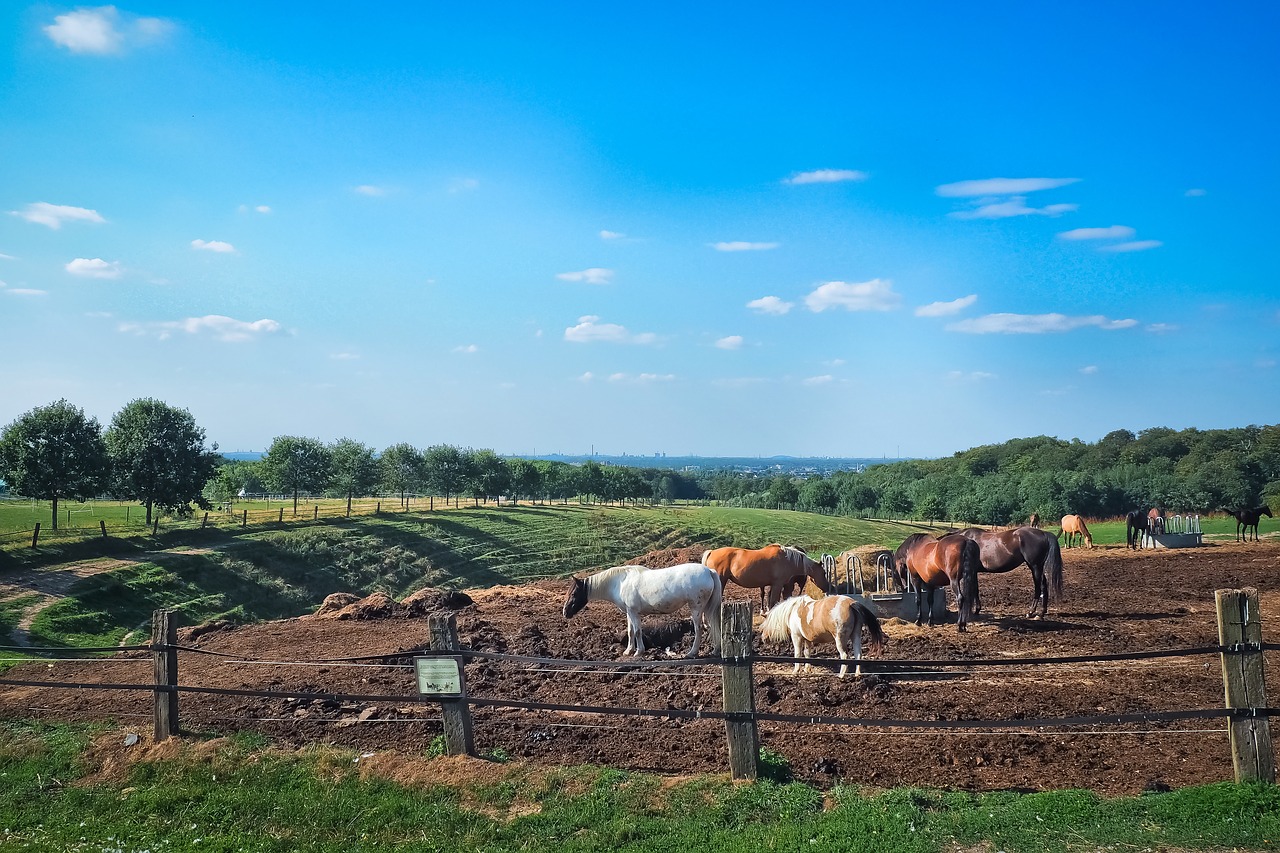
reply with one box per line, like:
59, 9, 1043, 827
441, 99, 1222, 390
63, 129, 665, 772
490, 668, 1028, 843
414, 656, 463, 697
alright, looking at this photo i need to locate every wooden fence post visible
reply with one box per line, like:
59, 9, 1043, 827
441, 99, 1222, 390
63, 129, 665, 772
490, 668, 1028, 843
200, 513, 208, 529
31, 523, 40, 548
1216, 587, 1275, 782
152, 609, 179, 740
241, 509, 247, 527
428, 614, 475, 756
721, 600, 759, 780
313, 505, 318, 520
278, 508, 284, 523
100, 520, 108, 538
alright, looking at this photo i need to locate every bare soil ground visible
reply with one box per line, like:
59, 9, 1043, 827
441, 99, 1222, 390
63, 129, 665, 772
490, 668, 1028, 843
2, 540, 1278, 794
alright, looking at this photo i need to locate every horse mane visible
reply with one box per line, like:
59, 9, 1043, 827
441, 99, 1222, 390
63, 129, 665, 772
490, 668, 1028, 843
778, 545, 812, 569
588, 565, 645, 586
759, 595, 807, 643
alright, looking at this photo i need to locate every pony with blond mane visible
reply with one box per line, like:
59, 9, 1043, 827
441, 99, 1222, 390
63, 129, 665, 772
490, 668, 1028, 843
1059, 514, 1093, 549
562, 562, 721, 657
702, 543, 830, 613
759, 593, 886, 678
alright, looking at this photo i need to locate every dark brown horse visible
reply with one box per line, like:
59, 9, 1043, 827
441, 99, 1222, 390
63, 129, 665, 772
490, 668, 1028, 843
1125, 510, 1149, 549
891, 533, 980, 632
940, 526, 1064, 619
1226, 506, 1273, 542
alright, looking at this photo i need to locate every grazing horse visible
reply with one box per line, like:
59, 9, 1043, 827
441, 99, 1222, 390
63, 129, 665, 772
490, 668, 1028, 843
892, 533, 981, 632
1028, 512, 1041, 528
1059, 514, 1093, 549
1125, 510, 1150, 550
1147, 507, 1166, 535
562, 562, 722, 657
701, 543, 830, 613
759, 594, 886, 678
1226, 506, 1273, 542
940, 527, 1064, 619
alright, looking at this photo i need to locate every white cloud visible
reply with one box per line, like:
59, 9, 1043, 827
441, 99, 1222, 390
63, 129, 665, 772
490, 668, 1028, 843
947, 370, 996, 381
1079, 365, 1098, 374
0, 252, 15, 260
256, 205, 272, 213
65, 258, 122, 278
3, 285, 46, 296
950, 197, 1078, 219
915, 294, 977, 317
1099, 240, 1163, 253
237, 204, 272, 214
825, 358, 846, 367
43, 6, 173, 54
712, 241, 779, 252
935, 177, 1080, 197
947, 313, 1139, 334
453, 344, 479, 354
1146, 323, 1179, 334
805, 278, 901, 313
354, 185, 387, 196
563, 315, 656, 345
785, 169, 868, 185
747, 296, 793, 315
608, 372, 676, 383
12, 202, 105, 229
330, 352, 360, 360
556, 268, 614, 285
600, 230, 625, 240
715, 335, 744, 350
802, 375, 834, 386
1058, 225, 1136, 241
118, 315, 282, 342
191, 239, 236, 253
1185, 188, 1207, 197
578, 372, 595, 382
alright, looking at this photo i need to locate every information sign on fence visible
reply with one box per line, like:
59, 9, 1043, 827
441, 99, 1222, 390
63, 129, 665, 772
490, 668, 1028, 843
414, 656, 464, 697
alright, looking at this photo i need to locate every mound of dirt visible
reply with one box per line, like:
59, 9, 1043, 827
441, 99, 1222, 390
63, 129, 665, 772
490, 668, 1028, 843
313, 592, 362, 616
625, 545, 711, 568
312, 588, 475, 620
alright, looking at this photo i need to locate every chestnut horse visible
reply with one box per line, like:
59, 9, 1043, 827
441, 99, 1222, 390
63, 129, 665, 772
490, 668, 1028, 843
891, 533, 980, 632
1059, 514, 1093, 549
702, 543, 830, 613
940, 526, 1064, 619
759, 593, 886, 678
1226, 506, 1273, 542
1147, 507, 1166, 535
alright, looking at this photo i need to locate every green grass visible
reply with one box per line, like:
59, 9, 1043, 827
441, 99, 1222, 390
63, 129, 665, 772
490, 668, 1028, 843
0, 721, 1275, 852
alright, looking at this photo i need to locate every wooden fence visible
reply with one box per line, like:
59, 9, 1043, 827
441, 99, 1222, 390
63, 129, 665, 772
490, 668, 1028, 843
0, 590, 1274, 784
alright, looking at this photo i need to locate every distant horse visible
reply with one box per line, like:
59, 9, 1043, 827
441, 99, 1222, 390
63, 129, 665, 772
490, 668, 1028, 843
1059, 514, 1093, 549
759, 594, 886, 678
562, 562, 722, 657
1226, 506, 1273, 542
940, 526, 1064, 619
1028, 513, 1042, 528
892, 533, 981, 632
1147, 507, 1166, 535
702, 543, 830, 613
1125, 510, 1150, 550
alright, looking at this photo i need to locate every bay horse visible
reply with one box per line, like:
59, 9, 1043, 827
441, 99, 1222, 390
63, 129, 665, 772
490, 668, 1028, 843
701, 543, 830, 613
1059, 514, 1093, 549
1125, 510, 1150, 549
940, 526, 1064, 619
759, 593, 886, 678
562, 562, 721, 657
891, 533, 980, 632
1226, 506, 1273, 542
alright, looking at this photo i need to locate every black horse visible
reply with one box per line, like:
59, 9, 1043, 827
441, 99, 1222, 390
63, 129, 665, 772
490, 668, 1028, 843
1125, 510, 1150, 550
1226, 506, 1273, 542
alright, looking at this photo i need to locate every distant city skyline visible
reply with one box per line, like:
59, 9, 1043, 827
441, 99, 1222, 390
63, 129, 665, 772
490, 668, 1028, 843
2, 3, 1277, 458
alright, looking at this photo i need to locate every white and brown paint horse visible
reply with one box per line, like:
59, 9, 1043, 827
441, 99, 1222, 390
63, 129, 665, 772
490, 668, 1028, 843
562, 562, 722, 657
759, 593, 886, 678
701, 543, 830, 613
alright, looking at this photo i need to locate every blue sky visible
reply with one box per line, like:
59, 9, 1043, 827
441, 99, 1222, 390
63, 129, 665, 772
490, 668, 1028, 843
2, 3, 1277, 458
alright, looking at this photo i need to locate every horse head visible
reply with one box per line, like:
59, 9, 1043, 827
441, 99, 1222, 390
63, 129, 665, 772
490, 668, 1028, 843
1263, 506, 1275, 519
562, 577, 589, 618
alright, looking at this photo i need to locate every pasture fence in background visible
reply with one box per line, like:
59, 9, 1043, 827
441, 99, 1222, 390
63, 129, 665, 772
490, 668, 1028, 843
0, 591, 1274, 784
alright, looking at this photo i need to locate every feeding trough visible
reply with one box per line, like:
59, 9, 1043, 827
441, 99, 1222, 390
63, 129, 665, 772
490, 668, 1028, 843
1142, 514, 1204, 549
822, 550, 948, 622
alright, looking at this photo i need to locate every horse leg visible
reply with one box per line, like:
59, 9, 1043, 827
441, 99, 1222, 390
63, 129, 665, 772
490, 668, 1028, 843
759, 586, 769, 615
1027, 566, 1044, 619
687, 606, 703, 658
791, 633, 803, 675
626, 612, 644, 656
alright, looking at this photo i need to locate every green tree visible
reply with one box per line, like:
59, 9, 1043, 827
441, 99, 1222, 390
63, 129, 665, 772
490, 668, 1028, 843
766, 476, 800, 508
330, 438, 378, 515
423, 444, 470, 507
261, 436, 331, 515
379, 443, 423, 508
204, 459, 264, 507
104, 398, 219, 525
467, 449, 510, 505
0, 399, 110, 530
506, 458, 543, 503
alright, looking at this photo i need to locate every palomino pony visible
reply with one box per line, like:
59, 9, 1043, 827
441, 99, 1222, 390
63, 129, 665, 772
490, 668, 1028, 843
701, 543, 830, 613
562, 562, 722, 657
892, 533, 980, 632
759, 594, 886, 678
1125, 510, 1150, 549
1226, 506, 1273, 542
1059, 514, 1093, 549
940, 527, 1064, 619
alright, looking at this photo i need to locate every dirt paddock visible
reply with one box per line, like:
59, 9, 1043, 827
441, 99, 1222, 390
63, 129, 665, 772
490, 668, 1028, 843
1, 539, 1277, 794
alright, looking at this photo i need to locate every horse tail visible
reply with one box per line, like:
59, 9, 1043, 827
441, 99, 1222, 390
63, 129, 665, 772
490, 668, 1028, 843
700, 549, 713, 566
855, 602, 886, 656
706, 569, 724, 653
1044, 531, 1065, 601
958, 539, 979, 627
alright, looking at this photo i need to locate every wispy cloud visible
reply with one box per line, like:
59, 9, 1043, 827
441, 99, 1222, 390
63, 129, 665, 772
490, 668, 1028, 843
608, 372, 676, 383
191, 239, 236, 253
1099, 240, 1163, 253
936, 177, 1080, 197
915, 294, 977, 317
448, 177, 479, 193
65, 258, 122, 278
784, 169, 868, 185
1080, 365, 1098, 374
1146, 323, 1178, 334
715, 335, 744, 350
1184, 188, 1207, 197
802, 375, 834, 386
1, 281, 46, 297
746, 296, 793, 315
12, 202, 105, 229
354, 185, 387, 197
556, 268, 614, 285
44, 6, 173, 54
950, 197, 1077, 219
0, 252, 14, 260
1058, 225, 1136, 241
330, 352, 360, 360
600, 230, 626, 240
947, 370, 996, 382
805, 278, 901, 313
947, 313, 1138, 334
563, 316, 656, 345
238, 204, 271, 214
712, 241, 779, 252
452, 344, 479, 354
118, 315, 282, 342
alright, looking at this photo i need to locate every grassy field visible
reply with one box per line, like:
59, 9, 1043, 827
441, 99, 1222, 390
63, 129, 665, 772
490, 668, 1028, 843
0, 721, 1276, 853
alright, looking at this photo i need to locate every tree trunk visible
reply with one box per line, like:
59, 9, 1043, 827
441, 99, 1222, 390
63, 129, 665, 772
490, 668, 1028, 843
347, 493, 353, 515
146, 500, 154, 526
